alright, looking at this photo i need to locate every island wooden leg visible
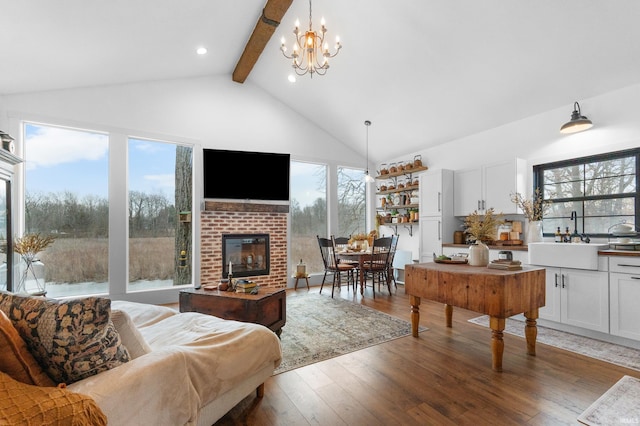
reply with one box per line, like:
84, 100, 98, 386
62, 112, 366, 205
410, 295, 421, 337
489, 316, 505, 372
444, 304, 453, 328
524, 308, 539, 356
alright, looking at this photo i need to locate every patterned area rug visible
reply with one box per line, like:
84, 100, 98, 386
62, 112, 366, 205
274, 293, 426, 374
468, 315, 640, 371
578, 375, 640, 425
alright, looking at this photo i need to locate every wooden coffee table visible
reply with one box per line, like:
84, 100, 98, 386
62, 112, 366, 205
179, 287, 286, 337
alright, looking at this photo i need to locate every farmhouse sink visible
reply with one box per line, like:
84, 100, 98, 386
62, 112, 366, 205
528, 242, 609, 270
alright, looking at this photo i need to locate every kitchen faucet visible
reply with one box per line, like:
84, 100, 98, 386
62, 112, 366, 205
570, 211, 580, 241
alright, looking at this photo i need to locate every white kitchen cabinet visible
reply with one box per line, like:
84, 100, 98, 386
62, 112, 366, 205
454, 158, 527, 216
609, 257, 640, 341
419, 169, 455, 262
539, 264, 609, 333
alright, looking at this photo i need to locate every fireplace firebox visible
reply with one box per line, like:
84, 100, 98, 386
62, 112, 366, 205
222, 234, 269, 278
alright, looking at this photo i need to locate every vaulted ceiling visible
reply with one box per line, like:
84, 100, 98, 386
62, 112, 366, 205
2, 1, 640, 163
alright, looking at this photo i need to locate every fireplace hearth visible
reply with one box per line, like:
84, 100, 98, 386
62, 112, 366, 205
222, 234, 269, 278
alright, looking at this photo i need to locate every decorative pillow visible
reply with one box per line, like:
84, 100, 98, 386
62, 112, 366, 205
0, 293, 130, 385
0, 310, 55, 387
0, 371, 107, 425
111, 309, 152, 359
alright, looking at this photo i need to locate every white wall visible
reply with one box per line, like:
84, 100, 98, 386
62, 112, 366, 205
384, 83, 640, 258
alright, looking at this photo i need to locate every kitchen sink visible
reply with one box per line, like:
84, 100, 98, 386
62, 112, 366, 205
528, 242, 609, 270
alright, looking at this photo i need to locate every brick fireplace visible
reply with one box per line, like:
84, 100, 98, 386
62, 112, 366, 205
200, 201, 288, 289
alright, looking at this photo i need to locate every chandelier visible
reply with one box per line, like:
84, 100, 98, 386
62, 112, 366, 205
279, 0, 342, 77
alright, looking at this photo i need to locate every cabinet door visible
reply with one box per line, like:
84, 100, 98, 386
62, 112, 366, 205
420, 169, 454, 217
454, 167, 482, 216
483, 159, 526, 215
610, 272, 640, 340
561, 269, 609, 333
420, 171, 442, 216
539, 267, 561, 322
419, 217, 442, 262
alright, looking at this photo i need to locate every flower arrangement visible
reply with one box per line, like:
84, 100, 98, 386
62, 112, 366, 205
349, 233, 369, 243
13, 233, 55, 294
511, 188, 552, 222
464, 208, 504, 243
14, 233, 55, 261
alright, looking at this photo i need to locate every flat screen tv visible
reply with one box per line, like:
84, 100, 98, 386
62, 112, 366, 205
203, 148, 290, 202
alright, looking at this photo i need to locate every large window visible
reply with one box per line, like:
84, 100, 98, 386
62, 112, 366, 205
23, 122, 194, 298
289, 162, 367, 276
24, 123, 109, 297
128, 138, 192, 291
290, 161, 327, 275
534, 148, 639, 236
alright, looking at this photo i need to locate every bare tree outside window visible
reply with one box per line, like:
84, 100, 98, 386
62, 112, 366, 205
535, 149, 638, 236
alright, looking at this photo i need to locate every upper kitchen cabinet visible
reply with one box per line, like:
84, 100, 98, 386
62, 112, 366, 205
454, 158, 527, 216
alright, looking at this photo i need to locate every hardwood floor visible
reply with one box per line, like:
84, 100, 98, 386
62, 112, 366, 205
209, 285, 638, 425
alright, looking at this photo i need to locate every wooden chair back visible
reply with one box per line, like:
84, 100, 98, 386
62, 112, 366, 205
317, 235, 339, 270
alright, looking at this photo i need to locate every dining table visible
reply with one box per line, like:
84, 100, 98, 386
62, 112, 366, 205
336, 249, 388, 296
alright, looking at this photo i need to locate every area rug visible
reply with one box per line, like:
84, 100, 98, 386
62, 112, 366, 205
274, 293, 427, 374
578, 375, 640, 425
468, 315, 640, 372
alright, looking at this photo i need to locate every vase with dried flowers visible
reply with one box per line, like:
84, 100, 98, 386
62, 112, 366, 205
463, 208, 504, 266
511, 188, 552, 243
13, 233, 55, 295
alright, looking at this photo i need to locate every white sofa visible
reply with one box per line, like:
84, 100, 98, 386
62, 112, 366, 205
67, 301, 282, 426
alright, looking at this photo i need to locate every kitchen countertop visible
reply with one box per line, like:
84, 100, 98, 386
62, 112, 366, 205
443, 243, 640, 257
443, 243, 529, 251
598, 249, 640, 257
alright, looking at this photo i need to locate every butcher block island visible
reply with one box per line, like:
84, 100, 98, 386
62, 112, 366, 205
405, 262, 546, 371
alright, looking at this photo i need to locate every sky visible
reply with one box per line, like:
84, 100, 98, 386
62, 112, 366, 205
25, 123, 178, 201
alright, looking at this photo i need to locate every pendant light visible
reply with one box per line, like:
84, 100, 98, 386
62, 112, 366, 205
560, 101, 593, 134
363, 120, 374, 183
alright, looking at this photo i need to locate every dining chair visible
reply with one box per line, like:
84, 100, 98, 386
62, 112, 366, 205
387, 235, 400, 288
360, 236, 393, 298
317, 235, 356, 297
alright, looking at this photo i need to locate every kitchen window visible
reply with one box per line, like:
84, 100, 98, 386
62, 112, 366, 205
533, 148, 639, 237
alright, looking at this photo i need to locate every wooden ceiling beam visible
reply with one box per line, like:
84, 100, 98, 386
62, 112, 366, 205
232, 0, 294, 83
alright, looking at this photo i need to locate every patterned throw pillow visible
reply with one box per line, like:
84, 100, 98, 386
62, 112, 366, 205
0, 292, 130, 385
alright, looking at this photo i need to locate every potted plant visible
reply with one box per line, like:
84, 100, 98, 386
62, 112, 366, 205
464, 208, 504, 266
511, 188, 552, 243
13, 233, 55, 295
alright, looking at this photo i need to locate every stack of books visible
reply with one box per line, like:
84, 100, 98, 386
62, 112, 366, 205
487, 260, 522, 270
235, 280, 258, 293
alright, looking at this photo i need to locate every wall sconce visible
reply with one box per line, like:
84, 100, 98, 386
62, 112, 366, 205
560, 101, 593, 134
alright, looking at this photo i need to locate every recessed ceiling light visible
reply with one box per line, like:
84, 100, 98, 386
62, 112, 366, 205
196, 47, 208, 55
288, 74, 296, 83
